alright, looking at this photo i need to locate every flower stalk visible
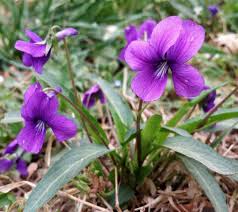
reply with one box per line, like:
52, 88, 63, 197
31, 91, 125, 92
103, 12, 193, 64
136, 99, 143, 167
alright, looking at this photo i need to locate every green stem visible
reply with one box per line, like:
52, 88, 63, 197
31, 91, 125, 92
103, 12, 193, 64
63, 39, 79, 104
63, 39, 93, 144
136, 99, 143, 167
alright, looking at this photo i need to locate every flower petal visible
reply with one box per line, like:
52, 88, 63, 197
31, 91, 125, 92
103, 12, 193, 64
82, 93, 96, 108
23, 82, 42, 104
32, 52, 51, 74
125, 25, 138, 43
16, 158, 28, 177
138, 19, 156, 39
4, 140, 18, 154
171, 63, 205, 98
47, 114, 77, 141
16, 121, 46, 153
15, 40, 46, 57
150, 16, 182, 58
0, 159, 13, 173
167, 20, 205, 63
131, 69, 168, 102
119, 25, 138, 61
56, 28, 78, 41
22, 90, 59, 121
25, 29, 42, 42
22, 53, 33, 67
125, 40, 157, 71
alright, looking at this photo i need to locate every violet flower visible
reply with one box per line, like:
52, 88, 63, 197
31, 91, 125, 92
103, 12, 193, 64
56, 28, 78, 41
124, 16, 205, 102
15, 28, 78, 74
119, 19, 156, 61
0, 140, 28, 177
16, 82, 77, 153
15, 29, 50, 74
82, 85, 106, 109
201, 86, 216, 112
208, 5, 219, 17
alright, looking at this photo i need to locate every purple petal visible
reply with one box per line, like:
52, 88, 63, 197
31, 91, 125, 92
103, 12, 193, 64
119, 46, 127, 61
22, 53, 33, 67
138, 19, 156, 40
22, 89, 59, 121
125, 40, 157, 71
125, 25, 138, 43
25, 29, 42, 42
119, 25, 138, 61
47, 114, 77, 141
98, 90, 106, 104
202, 86, 216, 112
131, 69, 168, 102
16, 158, 28, 177
23, 82, 42, 104
82, 92, 96, 108
171, 63, 205, 98
0, 159, 13, 173
15, 40, 46, 57
150, 16, 182, 58
56, 28, 78, 41
16, 121, 46, 153
167, 20, 205, 63
208, 5, 219, 16
4, 140, 18, 154
32, 52, 51, 74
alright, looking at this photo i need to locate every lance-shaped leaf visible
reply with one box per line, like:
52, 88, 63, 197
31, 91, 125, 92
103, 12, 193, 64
180, 108, 238, 132
180, 156, 228, 212
24, 144, 111, 212
161, 136, 238, 175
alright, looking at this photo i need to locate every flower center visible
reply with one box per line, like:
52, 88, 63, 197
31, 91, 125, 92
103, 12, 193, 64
35, 120, 46, 134
154, 61, 169, 79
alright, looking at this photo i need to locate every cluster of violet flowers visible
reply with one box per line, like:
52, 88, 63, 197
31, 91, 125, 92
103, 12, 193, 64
1, 16, 217, 176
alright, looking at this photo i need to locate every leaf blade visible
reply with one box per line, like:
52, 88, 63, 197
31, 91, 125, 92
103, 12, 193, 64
161, 136, 238, 175
24, 144, 111, 212
180, 156, 228, 212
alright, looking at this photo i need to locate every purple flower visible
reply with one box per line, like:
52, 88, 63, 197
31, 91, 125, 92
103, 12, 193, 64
56, 28, 78, 41
15, 29, 50, 74
82, 85, 106, 109
201, 86, 216, 112
124, 16, 205, 102
119, 19, 156, 61
4, 139, 18, 154
208, 5, 219, 17
0, 140, 28, 177
16, 82, 77, 153
0, 159, 13, 173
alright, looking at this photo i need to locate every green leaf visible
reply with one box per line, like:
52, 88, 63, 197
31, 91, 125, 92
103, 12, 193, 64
24, 144, 111, 212
110, 105, 127, 144
141, 114, 162, 160
180, 108, 238, 132
107, 184, 134, 206
180, 156, 228, 212
161, 126, 191, 137
156, 83, 227, 144
0, 192, 16, 208
161, 136, 238, 175
86, 75, 134, 127
0, 111, 22, 124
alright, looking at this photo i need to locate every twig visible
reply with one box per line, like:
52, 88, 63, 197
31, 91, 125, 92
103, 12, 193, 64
134, 195, 163, 211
